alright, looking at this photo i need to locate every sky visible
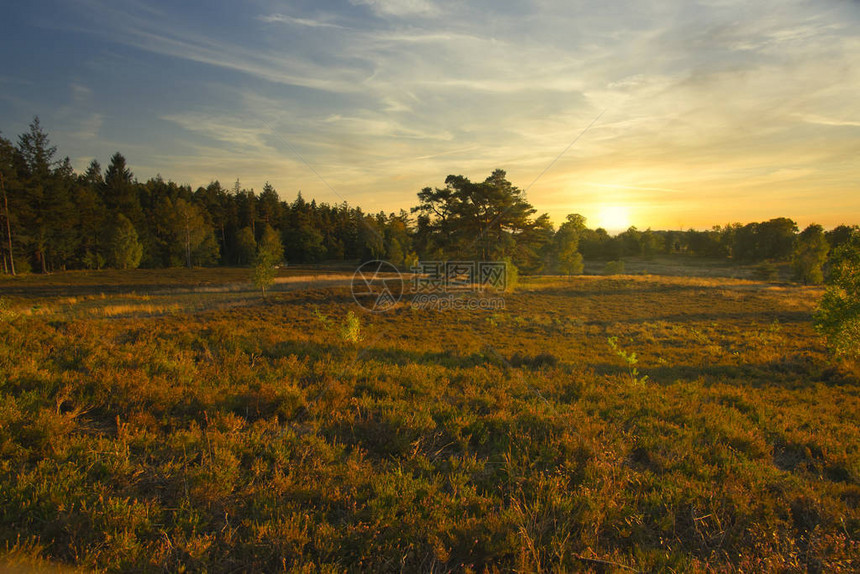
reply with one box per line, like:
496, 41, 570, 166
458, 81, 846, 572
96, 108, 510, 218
1, 0, 858, 232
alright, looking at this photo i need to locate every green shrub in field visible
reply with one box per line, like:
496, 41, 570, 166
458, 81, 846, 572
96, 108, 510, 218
312, 306, 331, 329
339, 310, 363, 344
607, 336, 649, 385
314, 307, 363, 344
815, 234, 860, 359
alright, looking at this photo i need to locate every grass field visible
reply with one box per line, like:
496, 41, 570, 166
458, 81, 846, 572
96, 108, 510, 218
0, 269, 858, 572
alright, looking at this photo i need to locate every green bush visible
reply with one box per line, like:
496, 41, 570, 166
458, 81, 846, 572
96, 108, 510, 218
339, 310, 363, 344
815, 235, 860, 359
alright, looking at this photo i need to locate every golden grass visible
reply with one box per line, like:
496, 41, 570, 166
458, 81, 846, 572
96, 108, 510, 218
0, 271, 857, 572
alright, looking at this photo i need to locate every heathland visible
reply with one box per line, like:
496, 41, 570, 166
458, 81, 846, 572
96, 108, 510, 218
0, 266, 857, 572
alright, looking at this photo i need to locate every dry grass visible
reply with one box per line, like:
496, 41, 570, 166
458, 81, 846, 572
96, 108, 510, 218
0, 269, 857, 572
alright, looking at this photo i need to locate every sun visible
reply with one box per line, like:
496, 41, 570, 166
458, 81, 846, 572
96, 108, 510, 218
596, 205, 631, 232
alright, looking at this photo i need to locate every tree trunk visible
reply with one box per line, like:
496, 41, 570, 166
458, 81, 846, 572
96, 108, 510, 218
184, 218, 192, 268
220, 224, 226, 264
0, 173, 14, 276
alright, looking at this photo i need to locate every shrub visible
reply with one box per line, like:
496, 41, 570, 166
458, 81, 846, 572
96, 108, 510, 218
815, 234, 860, 359
339, 310, 363, 344
607, 336, 649, 385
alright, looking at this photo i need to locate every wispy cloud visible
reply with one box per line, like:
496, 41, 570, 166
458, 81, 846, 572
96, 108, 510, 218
7, 0, 858, 227
53, 0, 367, 94
797, 114, 860, 128
259, 13, 345, 29
349, 0, 440, 18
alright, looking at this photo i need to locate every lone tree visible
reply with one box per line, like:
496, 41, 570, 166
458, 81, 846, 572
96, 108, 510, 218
814, 232, 860, 360
412, 169, 542, 262
252, 224, 284, 298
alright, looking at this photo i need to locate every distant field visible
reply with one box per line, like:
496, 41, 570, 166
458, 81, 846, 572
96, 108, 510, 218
0, 269, 858, 572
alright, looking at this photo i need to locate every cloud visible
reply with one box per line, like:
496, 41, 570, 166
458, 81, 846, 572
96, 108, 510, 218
54, 0, 368, 94
69, 82, 93, 102
18, 0, 860, 227
259, 14, 345, 29
74, 113, 104, 140
159, 112, 274, 153
349, 0, 440, 18
797, 114, 860, 128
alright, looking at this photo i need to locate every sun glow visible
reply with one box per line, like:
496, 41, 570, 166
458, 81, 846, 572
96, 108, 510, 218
596, 205, 631, 232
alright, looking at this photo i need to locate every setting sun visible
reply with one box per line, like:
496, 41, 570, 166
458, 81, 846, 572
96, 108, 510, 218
596, 205, 631, 232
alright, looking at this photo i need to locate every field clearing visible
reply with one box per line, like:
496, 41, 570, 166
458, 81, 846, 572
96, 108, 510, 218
0, 270, 858, 572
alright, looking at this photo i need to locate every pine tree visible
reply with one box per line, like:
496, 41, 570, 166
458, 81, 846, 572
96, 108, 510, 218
17, 117, 58, 272
103, 152, 142, 225
76, 160, 108, 268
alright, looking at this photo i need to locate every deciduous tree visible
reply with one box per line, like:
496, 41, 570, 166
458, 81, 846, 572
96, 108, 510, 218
792, 224, 829, 284
815, 232, 860, 359
108, 214, 143, 269
252, 224, 284, 298
553, 213, 586, 277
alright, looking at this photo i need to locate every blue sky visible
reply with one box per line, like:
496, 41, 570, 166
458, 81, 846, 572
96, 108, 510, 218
1, 0, 859, 231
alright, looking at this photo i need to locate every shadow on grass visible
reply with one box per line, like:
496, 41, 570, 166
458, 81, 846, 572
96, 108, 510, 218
581, 309, 812, 327
588, 357, 856, 388
263, 335, 855, 390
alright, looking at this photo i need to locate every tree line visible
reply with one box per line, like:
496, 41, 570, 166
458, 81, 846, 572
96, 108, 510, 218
1, 117, 857, 283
